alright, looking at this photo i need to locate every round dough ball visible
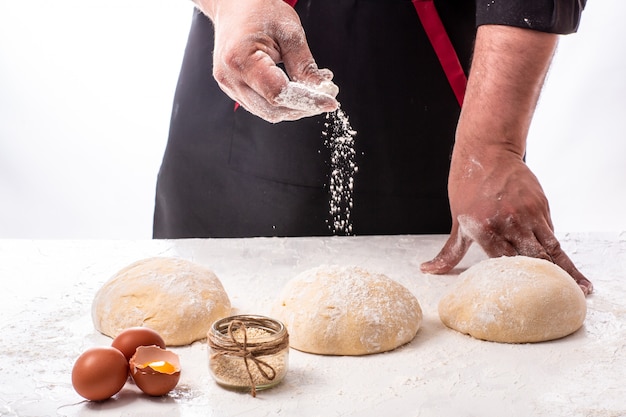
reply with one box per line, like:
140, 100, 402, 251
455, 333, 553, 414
92, 257, 231, 346
271, 265, 422, 355
438, 256, 586, 343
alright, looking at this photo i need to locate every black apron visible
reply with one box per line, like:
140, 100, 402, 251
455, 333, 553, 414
153, 0, 476, 238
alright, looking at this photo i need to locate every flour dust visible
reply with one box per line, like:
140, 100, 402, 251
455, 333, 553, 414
323, 107, 358, 235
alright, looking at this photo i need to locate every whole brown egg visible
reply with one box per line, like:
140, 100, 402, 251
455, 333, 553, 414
71, 346, 129, 401
111, 327, 166, 361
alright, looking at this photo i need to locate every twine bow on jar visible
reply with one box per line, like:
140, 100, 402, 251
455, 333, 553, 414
208, 316, 289, 397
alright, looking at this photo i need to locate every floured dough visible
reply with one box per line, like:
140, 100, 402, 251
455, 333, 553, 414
271, 265, 422, 355
439, 256, 586, 343
92, 257, 231, 346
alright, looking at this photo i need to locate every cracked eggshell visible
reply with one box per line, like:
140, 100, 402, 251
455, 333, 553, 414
129, 345, 181, 396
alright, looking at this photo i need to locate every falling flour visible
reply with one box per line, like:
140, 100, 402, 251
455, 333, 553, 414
323, 107, 358, 235
276, 80, 357, 234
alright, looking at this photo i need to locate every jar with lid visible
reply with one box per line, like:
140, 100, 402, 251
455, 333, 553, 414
207, 315, 289, 396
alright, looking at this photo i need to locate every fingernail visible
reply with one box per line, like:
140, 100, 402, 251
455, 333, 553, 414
419, 260, 439, 274
578, 281, 592, 295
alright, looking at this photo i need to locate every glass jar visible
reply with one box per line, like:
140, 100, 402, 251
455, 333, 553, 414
207, 315, 289, 396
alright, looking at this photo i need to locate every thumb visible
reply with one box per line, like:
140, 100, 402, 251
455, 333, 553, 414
279, 30, 338, 93
420, 223, 472, 274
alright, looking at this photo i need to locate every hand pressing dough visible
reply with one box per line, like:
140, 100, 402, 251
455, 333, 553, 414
271, 265, 422, 355
439, 256, 586, 343
92, 257, 231, 346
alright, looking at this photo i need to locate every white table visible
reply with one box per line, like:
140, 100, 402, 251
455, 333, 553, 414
1, 234, 625, 417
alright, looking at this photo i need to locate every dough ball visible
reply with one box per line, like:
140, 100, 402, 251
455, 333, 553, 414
92, 257, 231, 346
271, 265, 422, 355
438, 256, 586, 343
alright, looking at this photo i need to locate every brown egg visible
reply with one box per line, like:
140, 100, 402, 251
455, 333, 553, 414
71, 346, 129, 401
129, 345, 181, 396
111, 327, 166, 361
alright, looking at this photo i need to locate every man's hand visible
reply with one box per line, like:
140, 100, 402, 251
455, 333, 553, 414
420, 25, 593, 295
421, 144, 594, 295
194, 0, 339, 122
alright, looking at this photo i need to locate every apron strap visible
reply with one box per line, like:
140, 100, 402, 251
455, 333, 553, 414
411, 0, 466, 106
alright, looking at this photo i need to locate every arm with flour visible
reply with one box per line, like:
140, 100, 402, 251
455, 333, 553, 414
420, 23, 593, 295
191, 0, 338, 122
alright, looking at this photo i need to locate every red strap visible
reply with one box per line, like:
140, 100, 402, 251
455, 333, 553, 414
412, 0, 466, 106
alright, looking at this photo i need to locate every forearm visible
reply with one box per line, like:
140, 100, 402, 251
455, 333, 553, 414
454, 25, 558, 159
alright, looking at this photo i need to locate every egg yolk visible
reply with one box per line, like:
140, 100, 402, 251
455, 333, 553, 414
144, 361, 177, 374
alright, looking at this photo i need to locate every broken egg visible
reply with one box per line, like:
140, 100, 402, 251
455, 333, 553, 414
111, 326, 166, 361
71, 346, 129, 401
129, 345, 181, 396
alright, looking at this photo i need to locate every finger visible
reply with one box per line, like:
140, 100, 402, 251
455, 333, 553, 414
420, 223, 472, 274
459, 216, 518, 259
239, 54, 338, 118
241, 51, 292, 103
475, 235, 518, 258
274, 81, 339, 113
318, 68, 335, 82
223, 75, 334, 123
279, 26, 330, 87
535, 228, 594, 295
506, 228, 553, 262
238, 94, 330, 123
213, 49, 289, 110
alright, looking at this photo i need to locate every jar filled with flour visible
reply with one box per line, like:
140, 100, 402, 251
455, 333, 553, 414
207, 315, 289, 397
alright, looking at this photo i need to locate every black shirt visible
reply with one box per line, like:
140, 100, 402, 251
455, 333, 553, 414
153, 0, 585, 238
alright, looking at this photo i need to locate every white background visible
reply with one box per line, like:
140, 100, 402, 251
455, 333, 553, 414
0, 0, 624, 239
